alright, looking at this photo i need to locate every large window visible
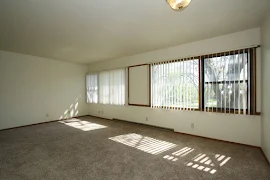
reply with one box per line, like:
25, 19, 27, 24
151, 59, 199, 109
86, 68, 125, 105
151, 47, 257, 115
86, 74, 98, 103
203, 52, 249, 113
99, 69, 125, 105
87, 48, 257, 115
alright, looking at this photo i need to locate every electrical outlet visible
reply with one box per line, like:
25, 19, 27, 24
145, 117, 148, 121
191, 123, 194, 129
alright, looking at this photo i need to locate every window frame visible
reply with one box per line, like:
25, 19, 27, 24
86, 73, 99, 104
200, 48, 256, 114
87, 47, 259, 115
86, 68, 126, 106
151, 58, 200, 110
149, 47, 258, 115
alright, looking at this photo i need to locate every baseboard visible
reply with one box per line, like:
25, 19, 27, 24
260, 149, 270, 165
112, 118, 174, 132
88, 115, 173, 132
0, 115, 89, 131
89, 115, 261, 149
2, 114, 267, 165
175, 131, 260, 149
88, 115, 113, 121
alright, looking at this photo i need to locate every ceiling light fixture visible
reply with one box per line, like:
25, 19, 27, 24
166, 0, 192, 11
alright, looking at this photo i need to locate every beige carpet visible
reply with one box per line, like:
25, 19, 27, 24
0, 116, 269, 180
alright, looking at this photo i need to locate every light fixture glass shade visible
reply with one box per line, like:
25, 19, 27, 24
166, 0, 192, 11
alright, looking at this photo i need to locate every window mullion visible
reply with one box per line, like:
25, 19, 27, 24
200, 56, 204, 112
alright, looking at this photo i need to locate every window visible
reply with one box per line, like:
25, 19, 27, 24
99, 68, 125, 105
86, 74, 98, 103
151, 59, 199, 109
203, 52, 250, 113
150, 47, 257, 115
86, 69, 126, 105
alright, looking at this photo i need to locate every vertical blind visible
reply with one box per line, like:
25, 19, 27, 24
99, 68, 125, 105
151, 47, 255, 115
86, 47, 256, 115
151, 59, 199, 110
86, 74, 98, 103
203, 48, 254, 115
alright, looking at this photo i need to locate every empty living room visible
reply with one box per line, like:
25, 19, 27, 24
1, 0, 270, 179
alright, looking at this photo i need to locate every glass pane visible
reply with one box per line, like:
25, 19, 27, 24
87, 74, 98, 103
204, 82, 247, 109
152, 60, 199, 108
99, 69, 125, 105
204, 53, 248, 82
204, 53, 248, 110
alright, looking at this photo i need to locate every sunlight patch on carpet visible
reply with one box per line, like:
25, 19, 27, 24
59, 118, 107, 131
163, 148, 231, 174
109, 133, 177, 155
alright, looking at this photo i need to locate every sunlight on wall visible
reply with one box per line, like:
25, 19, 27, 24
109, 133, 177, 155
59, 118, 107, 131
59, 98, 80, 120
163, 147, 231, 174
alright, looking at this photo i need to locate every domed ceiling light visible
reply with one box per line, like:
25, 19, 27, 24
166, 0, 192, 11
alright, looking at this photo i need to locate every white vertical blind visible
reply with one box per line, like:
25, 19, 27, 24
247, 48, 251, 115
86, 74, 98, 103
99, 68, 125, 105
151, 59, 199, 110
204, 49, 251, 114
87, 48, 255, 115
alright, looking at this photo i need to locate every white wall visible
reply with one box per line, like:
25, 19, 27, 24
261, 12, 270, 161
0, 50, 89, 130
88, 28, 262, 147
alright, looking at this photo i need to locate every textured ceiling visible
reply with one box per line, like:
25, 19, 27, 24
0, 0, 269, 64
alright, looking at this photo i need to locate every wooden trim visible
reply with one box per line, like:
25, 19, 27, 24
128, 66, 130, 100
203, 108, 261, 115
112, 118, 174, 131
128, 64, 151, 107
260, 148, 270, 165
252, 48, 257, 115
149, 64, 151, 107
198, 58, 201, 111
89, 116, 174, 131
128, 64, 149, 68
151, 106, 200, 111
200, 46, 261, 59
155, 57, 201, 64
255, 112, 261, 115
128, 104, 150, 107
0, 115, 89, 131
87, 115, 110, 121
176, 131, 260, 148
89, 115, 260, 148
200, 56, 204, 111
126, 46, 259, 115
95, 115, 267, 163
204, 80, 248, 84
200, 47, 258, 115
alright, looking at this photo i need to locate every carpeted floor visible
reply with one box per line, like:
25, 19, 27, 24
0, 116, 269, 180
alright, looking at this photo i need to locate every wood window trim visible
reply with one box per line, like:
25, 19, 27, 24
128, 64, 151, 107
200, 48, 259, 115
126, 46, 261, 116
150, 59, 200, 111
